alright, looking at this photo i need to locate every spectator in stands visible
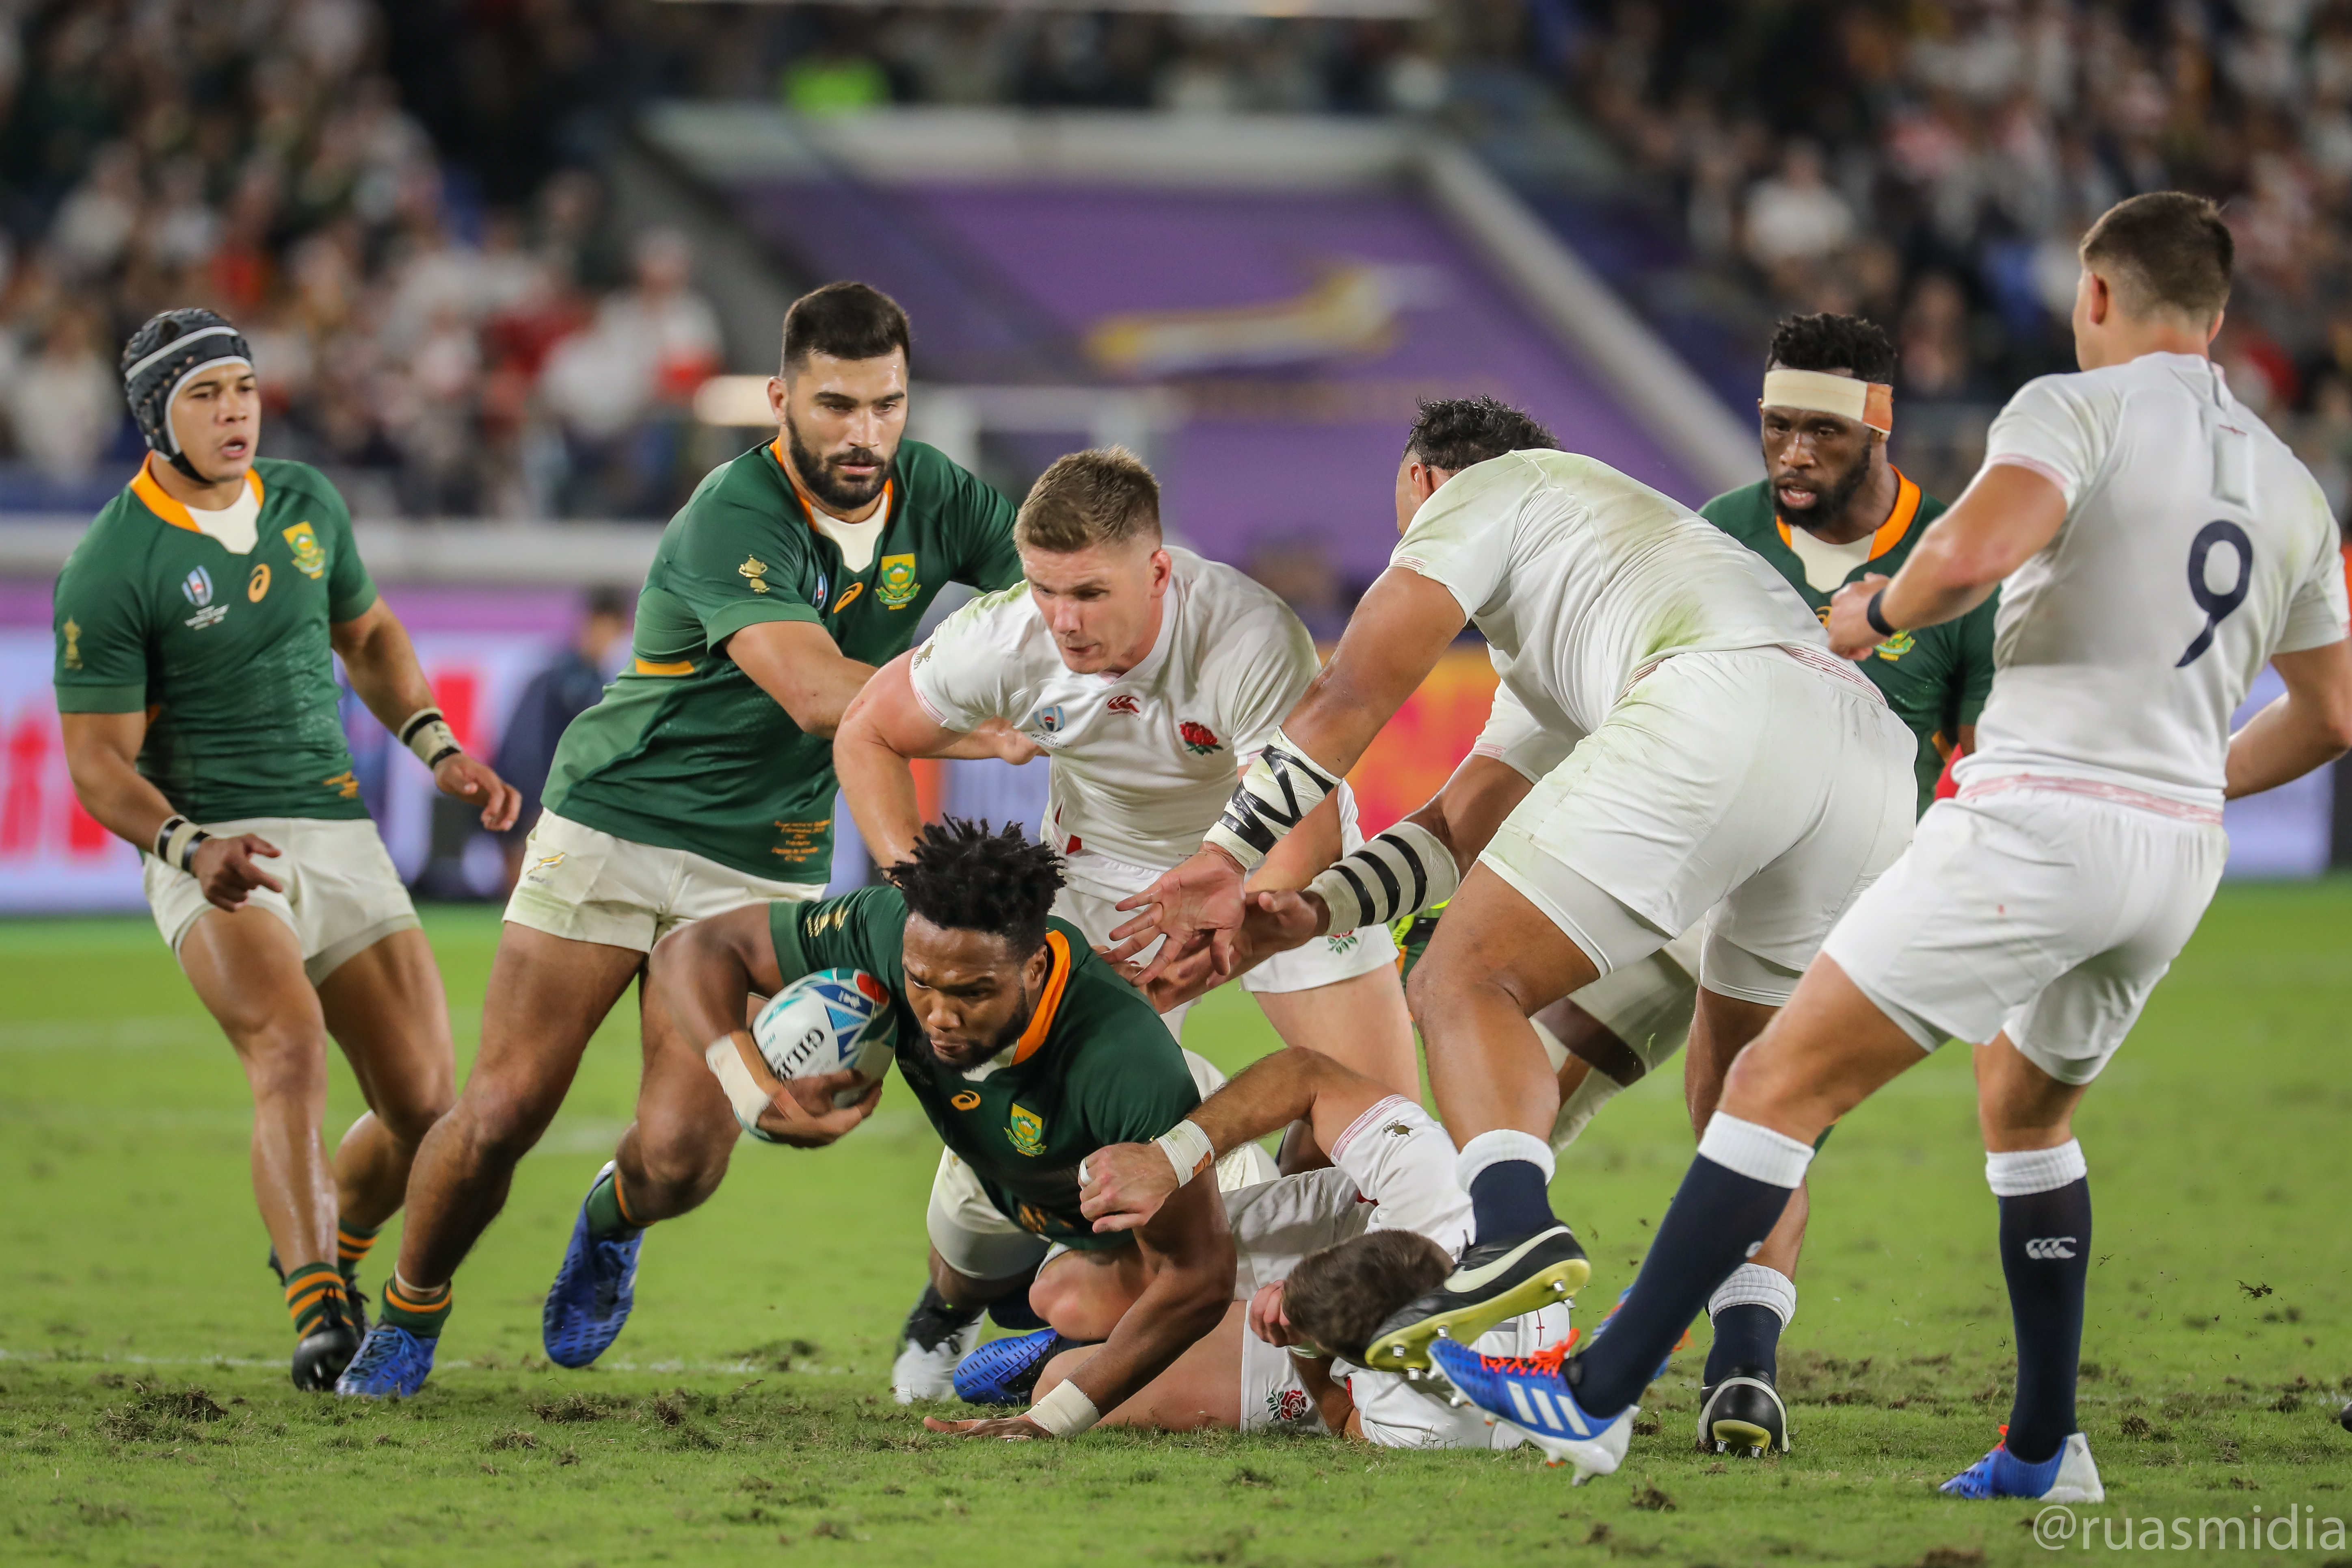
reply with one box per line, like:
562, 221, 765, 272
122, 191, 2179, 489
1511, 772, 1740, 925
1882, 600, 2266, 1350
493, 585, 633, 888
1745, 141, 1855, 279
6, 307, 116, 483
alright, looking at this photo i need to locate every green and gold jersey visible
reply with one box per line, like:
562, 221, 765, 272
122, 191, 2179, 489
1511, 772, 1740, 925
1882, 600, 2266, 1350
769, 886, 1200, 1250
1701, 474, 1997, 813
544, 438, 1021, 882
51, 459, 378, 823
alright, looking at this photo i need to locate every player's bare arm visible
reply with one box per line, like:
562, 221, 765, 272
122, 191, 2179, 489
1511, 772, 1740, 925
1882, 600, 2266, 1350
834, 652, 1038, 867
1080, 1046, 1394, 1232
59, 709, 286, 908
331, 599, 520, 831
926, 1172, 1234, 1440
1825, 464, 2067, 658
2223, 637, 2352, 798
646, 907, 883, 1147
1112, 564, 1466, 971
1129, 750, 1532, 1011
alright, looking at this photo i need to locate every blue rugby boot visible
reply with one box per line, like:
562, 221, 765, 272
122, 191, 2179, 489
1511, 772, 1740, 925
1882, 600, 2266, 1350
1941, 1432, 2104, 1502
542, 1161, 642, 1369
334, 1323, 437, 1399
1427, 1338, 1634, 1483
953, 1328, 1075, 1406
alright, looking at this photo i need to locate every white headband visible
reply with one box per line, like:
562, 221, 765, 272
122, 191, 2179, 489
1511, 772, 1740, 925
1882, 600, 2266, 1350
1760, 368, 1893, 434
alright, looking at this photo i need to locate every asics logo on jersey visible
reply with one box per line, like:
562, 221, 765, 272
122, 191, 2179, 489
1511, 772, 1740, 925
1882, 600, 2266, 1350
2024, 1237, 2077, 1260
1106, 694, 1141, 716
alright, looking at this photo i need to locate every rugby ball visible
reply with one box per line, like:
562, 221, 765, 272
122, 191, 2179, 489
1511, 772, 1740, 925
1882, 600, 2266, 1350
750, 969, 897, 1108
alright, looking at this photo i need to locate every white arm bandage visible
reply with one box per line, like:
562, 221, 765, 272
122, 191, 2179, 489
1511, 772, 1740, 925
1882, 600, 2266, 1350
1154, 1119, 1216, 1187
399, 706, 463, 770
153, 813, 212, 872
705, 1036, 785, 1144
1204, 727, 1339, 871
1025, 1378, 1101, 1437
1304, 820, 1459, 933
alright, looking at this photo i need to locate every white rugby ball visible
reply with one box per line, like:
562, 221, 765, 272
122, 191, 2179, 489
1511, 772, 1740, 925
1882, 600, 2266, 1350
750, 968, 897, 1108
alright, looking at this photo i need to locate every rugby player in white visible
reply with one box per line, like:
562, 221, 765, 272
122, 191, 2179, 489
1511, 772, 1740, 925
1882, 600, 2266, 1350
1016, 1047, 1570, 1449
1436, 193, 2352, 1489
1111, 396, 1917, 1389
832, 447, 1413, 1399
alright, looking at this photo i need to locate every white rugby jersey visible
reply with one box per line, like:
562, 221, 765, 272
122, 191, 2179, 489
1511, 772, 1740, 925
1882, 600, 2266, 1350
1392, 450, 1826, 740
1469, 676, 1578, 782
909, 547, 1321, 870
1965, 353, 2349, 806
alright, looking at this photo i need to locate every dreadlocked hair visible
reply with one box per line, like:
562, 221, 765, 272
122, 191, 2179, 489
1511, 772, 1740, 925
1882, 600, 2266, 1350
883, 818, 1066, 954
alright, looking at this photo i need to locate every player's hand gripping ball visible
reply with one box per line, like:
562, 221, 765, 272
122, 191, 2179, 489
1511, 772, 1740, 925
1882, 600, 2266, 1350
751, 969, 897, 1109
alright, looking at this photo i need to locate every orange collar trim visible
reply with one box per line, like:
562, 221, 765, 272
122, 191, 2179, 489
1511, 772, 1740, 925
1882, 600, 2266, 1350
768, 436, 892, 538
1008, 930, 1072, 1066
1775, 469, 1922, 563
129, 462, 264, 534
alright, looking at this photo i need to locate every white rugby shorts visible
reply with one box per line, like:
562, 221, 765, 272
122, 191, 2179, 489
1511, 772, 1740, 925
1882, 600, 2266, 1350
504, 810, 821, 953
1482, 646, 1915, 1005
143, 814, 419, 985
1822, 777, 2228, 1085
925, 1049, 1278, 1283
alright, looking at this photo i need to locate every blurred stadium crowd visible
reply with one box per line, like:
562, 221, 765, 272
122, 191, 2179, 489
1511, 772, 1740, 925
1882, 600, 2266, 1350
0, 0, 2348, 529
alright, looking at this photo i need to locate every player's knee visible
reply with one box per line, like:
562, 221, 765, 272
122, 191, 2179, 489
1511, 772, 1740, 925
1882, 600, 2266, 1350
629, 1121, 731, 1212
454, 1075, 566, 1164
372, 1088, 452, 1148
1029, 1261, 1126, 1342
238, 1024, 330, 1105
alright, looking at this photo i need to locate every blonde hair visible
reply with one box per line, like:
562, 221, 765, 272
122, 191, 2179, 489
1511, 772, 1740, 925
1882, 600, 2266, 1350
1015, 447, 1161, 553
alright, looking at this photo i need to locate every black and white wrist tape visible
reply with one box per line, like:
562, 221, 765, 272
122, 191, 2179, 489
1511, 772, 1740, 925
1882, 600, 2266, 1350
399, 706, 463, 770
1305, 820, 1457, 933
154, 813, 212, 872
1204, 728, 1339, 871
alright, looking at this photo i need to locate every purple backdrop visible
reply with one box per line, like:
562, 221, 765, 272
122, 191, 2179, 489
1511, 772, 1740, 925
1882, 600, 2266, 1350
737, 181, 1699, 584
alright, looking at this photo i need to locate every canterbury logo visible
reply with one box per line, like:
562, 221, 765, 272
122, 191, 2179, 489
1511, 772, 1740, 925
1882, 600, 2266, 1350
2024, 1237, 2077, 1260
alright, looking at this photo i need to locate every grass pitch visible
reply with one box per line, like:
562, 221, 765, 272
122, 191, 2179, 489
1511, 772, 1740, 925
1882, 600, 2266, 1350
5, 887, 2352, 1567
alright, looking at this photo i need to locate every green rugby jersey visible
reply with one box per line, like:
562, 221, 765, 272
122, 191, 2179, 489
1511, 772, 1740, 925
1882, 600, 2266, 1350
1701, 473, 1996, 812
768, 886, 1200, 1251
51, 459, 378, 822
543, 437, 1020, 882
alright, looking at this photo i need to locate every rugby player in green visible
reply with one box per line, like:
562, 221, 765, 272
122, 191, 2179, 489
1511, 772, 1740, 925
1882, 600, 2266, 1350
652, 819, 1235, 1440
54, 308, 520, 1390
341, 282, 1031, 1397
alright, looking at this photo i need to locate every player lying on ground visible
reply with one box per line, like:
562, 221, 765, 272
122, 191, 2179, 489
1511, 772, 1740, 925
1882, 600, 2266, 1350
1112, 396, 1915, 1417
338, 283, 1032, 1397
832, 446, 1420, 1397
642, 819, 1234, 1442
949, 1046, 1570, 1449
54, 308, 519, 1389
1429, 192, 2352, 1491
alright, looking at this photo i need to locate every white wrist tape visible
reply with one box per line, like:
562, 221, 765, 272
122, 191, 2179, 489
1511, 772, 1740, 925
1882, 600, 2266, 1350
1204, 727, 1338, 872
1306, 820, 1458, 933
399, 706, 463, 770
705, 1036, 783, 1144
1025, 1378, 1100, 1437
1154, 1119, 1216, 1187
154, 813, 211, 872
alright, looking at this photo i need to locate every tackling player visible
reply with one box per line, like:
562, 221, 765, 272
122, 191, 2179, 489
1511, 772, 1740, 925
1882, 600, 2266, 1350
658, 819, 1235, 1443
338, 283, 1029, 1397
54, 308, 519, 1389
1434, 194, 2352, 1492
973, 1047, 1569, 1449
831, 446, 1416, 1397
1111, 395, 1916, 1393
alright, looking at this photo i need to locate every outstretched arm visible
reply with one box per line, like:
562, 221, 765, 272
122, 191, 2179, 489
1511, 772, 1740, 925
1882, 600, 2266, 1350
1111, 567, 1468, 971
835, 653, 1039, 870
334, 598, 520, 830
1079, 1047, 1399, 1233
648, 906, 880, 1147
1826, 463, 2066, 657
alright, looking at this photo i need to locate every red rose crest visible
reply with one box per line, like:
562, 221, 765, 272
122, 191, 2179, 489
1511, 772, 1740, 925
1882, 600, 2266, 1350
1179, 720, 1221, 755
